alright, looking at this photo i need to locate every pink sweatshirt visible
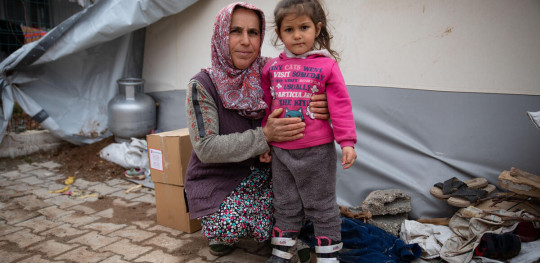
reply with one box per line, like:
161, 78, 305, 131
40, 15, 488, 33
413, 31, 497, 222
261, 51, 357, 150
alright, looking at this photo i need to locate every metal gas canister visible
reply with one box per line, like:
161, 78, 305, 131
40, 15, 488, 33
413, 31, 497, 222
107, 78, 156, 142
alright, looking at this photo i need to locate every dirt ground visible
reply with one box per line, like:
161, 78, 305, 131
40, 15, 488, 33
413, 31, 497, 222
3, 109, 125, 183
0, 136, 125, 183
0, 138, 214, 260
0, 136, 156, 222
1, 110, 150, 223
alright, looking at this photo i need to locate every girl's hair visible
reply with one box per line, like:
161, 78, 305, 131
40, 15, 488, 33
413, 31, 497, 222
273, 0, 340, 61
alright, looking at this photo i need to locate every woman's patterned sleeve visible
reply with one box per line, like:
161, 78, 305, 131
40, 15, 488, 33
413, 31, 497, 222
186, 79, 219, 144
185, 80, 269, 163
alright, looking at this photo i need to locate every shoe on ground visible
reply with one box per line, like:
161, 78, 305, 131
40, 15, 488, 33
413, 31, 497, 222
209, 242, 234, 256
474, 232, 521, 260
430, 177, 488, 199
498, 168, 540, 198
267, 227, 299, 263
315, 236, 342, 262
446, 184, 496, 207
124, 168, 145, 180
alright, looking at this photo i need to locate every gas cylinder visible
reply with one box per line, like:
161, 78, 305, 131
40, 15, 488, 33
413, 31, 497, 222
108, 78, 156, 142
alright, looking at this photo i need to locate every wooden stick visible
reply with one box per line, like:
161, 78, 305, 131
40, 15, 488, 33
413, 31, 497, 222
126, 184, 142, 194
416, 218, 450, 226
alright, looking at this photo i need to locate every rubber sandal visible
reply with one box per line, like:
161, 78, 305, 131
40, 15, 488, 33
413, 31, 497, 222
430, 177, 488, 199
124, 168, 145, 180
447, 184, 496, 207
498, 168, 540, 198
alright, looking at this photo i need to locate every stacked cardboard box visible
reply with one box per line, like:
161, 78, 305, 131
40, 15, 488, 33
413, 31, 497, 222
146, 128, 201, 233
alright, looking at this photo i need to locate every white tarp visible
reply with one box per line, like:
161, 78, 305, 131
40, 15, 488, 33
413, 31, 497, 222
0, 0, 198, 144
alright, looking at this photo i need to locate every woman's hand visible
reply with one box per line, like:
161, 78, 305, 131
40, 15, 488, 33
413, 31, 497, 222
310, 93, 330, 120
259, 150, 272, 163
263, 108, 306, 142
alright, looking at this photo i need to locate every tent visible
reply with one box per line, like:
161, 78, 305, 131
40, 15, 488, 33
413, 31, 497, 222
0, 0, 198, 145
1, 0, 539, 219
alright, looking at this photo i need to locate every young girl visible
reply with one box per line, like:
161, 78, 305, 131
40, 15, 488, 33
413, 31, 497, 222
260, 0, 357, 262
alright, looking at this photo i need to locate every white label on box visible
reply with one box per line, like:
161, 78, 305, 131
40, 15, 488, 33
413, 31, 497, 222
149, 148, 164, 171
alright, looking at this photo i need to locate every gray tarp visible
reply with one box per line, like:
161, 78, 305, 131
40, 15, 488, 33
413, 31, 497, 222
0, 0, 197, 144
337, 86, 540, 218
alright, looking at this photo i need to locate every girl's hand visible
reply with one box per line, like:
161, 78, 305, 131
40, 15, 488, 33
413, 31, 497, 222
263, 108, 306, 142
309, 93, 330, 120
341, 146, 357, 169
259, 150, 272, 163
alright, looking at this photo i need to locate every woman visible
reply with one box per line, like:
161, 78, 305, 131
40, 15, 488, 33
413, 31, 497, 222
184, 2, 328, 257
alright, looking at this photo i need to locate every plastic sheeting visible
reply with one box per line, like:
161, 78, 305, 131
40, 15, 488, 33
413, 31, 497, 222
0, 0, 197, 144
336, 86, 540, 218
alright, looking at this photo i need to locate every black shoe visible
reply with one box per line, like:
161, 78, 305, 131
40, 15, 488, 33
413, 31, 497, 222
315, 236, 342, 262
266, 227, 299, 263
209, 243, 234, 256
474, 232, 521, 260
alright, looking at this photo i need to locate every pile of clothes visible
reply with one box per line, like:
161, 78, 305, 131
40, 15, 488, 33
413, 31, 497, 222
338, 167, 540, 263
402, 167, 540, 262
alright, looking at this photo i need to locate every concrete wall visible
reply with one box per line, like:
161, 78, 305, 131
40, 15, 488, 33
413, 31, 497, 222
140, 1, 540, 216
143, 0, 540, 95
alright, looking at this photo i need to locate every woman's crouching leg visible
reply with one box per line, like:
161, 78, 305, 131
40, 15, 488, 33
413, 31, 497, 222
245, 166, 274, 243
201, 166, 274, 245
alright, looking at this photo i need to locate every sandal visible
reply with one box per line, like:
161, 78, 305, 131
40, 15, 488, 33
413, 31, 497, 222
124, 168, 145, 180
446, 184, 496, 207
498, 168, 540, 198
430, 177, 488, 199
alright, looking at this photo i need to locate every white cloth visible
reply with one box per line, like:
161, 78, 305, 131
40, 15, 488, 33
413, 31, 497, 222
99, 138, 148, 169
509, 239, 540, 263
440, 206, 523, 263
400, 220, 454, 259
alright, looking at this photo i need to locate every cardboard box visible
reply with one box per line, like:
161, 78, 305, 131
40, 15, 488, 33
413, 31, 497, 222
147, 129, 200, 233
146, 128, 192, 186
154, 182, 201, 233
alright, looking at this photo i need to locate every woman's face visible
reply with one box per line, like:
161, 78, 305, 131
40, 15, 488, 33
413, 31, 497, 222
229, 8, 261, 70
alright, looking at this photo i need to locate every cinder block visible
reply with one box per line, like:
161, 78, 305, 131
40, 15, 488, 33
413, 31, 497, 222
362, 189, 411, 216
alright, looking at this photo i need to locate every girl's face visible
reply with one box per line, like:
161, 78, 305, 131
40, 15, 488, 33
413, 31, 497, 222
277, 14, 322, 56
229, 8, 262, 70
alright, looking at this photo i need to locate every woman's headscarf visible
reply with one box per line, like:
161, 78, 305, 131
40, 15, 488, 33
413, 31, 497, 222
203, 2, 269, 119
